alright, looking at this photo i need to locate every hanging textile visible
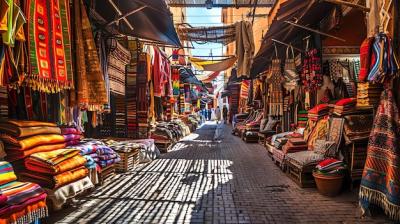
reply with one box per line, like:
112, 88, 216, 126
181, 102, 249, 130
189, 57, 237, 72
172, 67, 180, 96
73, 0, 107, 109
2, 0, 25, 46
360, 89, 400, 221
26, 0, 73, 92
107, 39, 131, 96
152, 47, 170, 97
239, 80, 250, 99
177, 24, 236, 44
235, 21, 254, 78
196, 71, 220, 83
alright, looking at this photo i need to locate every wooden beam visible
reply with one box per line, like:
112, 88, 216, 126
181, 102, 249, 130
276, 1, 309, 21
271, 38, 304, 52
281, 0, 316, 41
284, 21, 346, 42
108, 0, 134, 30
320, 0, 370, 12
106, 5, 147, 28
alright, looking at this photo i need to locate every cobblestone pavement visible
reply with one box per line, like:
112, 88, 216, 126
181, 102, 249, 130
47, 122, 393, 224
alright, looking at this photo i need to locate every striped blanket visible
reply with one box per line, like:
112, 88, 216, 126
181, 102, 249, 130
5, 143, 67, 162
21, 166, 88, 189
0, 161, 17, 185
0, 181, 47, 224
25, 149, 86, 174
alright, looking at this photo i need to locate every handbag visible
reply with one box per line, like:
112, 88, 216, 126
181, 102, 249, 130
284, 46, 299, 81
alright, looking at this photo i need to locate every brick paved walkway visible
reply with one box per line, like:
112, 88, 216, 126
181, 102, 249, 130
48, 122, 392, 224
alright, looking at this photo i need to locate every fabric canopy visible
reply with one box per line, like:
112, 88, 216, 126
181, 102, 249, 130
89, 0, 181, 47
179, 67, 208, 92
196, 71, 220, 83
177, 24, 236, 44
190, 57, 237, 71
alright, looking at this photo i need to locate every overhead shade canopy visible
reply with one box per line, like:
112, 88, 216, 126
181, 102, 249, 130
89, 0, 181, 47
190, 56, 237, 71
179, 67, 208, 92
177, 24, 236, 44
251, 0, 334, 76
196, 71, 220, 83
166, 0, 275, 7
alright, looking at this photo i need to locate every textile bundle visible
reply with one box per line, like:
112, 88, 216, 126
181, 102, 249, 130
23, 148, 88, 189
360, 90, 400, 221
0, 162, 48, 224
314, 159, 346, 175
107, 40, 131, 96
356, 82, 383, 108
25, 0, 74, 92
333, 98, 356, 115
308, 104, 329, 121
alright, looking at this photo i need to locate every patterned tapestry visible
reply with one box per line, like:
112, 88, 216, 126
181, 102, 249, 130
26, 0, 73, 93
107, 40, 130, 96
360, 89, 400, 221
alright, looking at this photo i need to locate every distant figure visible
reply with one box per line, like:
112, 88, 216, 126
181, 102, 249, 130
215, 106, 221, 123
223, 106, 228, 124
208, 108, 211, 121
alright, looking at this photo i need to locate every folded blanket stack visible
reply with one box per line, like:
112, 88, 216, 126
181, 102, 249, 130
61, 127, 83, 146
333, 98, 356, 115
96, 145, 121, 168
282, 138, 308, 154
297, 110, 308, 128
314, 158, 346, 175
69, 142, 100, 168
308, 104, 329, 121
0, 120, 65, 162
22, 149, 88, 189
0, 161, 48, 224
356, 83, 383, 108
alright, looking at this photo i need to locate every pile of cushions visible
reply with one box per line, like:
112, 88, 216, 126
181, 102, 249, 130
21, 149, 88, 189
282, 137, 307, 154
343, 113, 374, 144
314, 158, 346, 175
0, 162, 48, 224
333, 98, 356, 115
307, 104, 329, 121
356, 83, 383, 108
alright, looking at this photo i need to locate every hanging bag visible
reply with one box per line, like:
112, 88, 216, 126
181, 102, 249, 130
284, 45, 298, 81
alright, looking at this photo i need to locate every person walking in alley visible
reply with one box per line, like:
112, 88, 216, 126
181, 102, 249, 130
215, 106, 221, 124
223, 106, 228, 124
208, 108, 212, 121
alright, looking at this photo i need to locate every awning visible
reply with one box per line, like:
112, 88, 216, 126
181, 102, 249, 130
177, 24, 236, 44
196, 71, 220, 83
251, 0, 334, 76
89, 0, 181, 47
190, 56, 237, 71
166, 0, 274, 7
179, 67, 209, 92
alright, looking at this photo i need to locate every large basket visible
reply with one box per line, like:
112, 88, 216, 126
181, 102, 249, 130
313, 172, 344, 197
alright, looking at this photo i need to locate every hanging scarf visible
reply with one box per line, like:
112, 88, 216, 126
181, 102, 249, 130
73, 0, 107, 109
360, 89, 400, 221
25, 0, 73, 92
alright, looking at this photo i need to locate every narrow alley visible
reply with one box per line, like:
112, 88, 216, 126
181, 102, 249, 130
48, 122, 390, 224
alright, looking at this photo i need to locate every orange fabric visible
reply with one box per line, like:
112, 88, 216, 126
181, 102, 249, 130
0, 200, 47, 224
1, 120, 57, 127
6, 143, 67, 161
25, 152, 85, 174
0, 134, 65, 150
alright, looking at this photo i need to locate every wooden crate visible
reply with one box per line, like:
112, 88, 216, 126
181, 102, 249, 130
286, 160, 316, 188
98, 165, 116, 186
116, 149, 140, 172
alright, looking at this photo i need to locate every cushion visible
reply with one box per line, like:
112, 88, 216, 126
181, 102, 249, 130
264, 119, 279, 131
259, 118, 268, 131
286, 151, 324, 167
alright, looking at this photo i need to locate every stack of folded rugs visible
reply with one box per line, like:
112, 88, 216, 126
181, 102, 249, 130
314, 158, 346, 176
356, 83, 383, 108
282, 137, 308, 154
0, 161, 48, 224
61, 127, 83, 146
0, 121, 65, 162
21, 148, 88, 190
308, 104, 329, 121
333, 98, 357, 115
297, 110, 308, 128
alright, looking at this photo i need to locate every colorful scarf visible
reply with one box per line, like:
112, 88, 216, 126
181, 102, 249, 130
25, 0, 73, 92
0, 161, 17, 185
360, 89, 400, 221
73, 0, 107, 109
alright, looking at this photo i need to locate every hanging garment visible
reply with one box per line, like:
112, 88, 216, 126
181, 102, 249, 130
235, 21, 254, 78
26, 0, 73, 92
360, 89, 400, 221
1, 0, 25, 46
73, 0, 107, 109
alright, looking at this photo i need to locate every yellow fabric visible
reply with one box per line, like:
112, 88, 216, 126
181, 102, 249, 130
0, 0, 9, 33
189, 56, 237, 71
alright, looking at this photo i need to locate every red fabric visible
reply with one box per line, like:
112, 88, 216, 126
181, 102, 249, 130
317, 158, 339, 167
153, 48, 171, 97
308, 104, 328, 114
359, 37, 374, 82
335, 98, 356, 106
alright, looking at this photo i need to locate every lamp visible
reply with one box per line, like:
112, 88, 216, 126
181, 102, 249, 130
205, 0, 213, 9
